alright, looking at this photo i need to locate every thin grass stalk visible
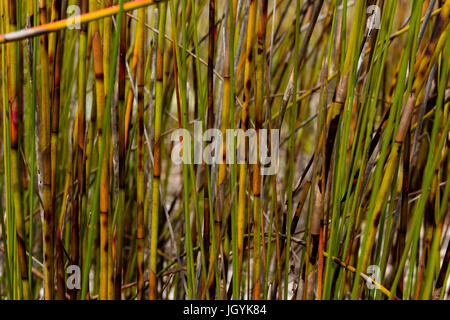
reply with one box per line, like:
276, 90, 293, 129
124, 36, 138, 147
88, 0, 109, 299
185, 0, 210, 301
27, 0, 39, 300
136, 6, 146, 300
103, 0, 112, 95
252, 0, 267, 300
203, 0, 219, 299
115, 0, 128, 300
74, 0, 89, 300
175, 0, 197, 299
38, 0, 55, 300
281, 0, 305, 299
150, 1, 167, 300
227, 0, 238, 301
1, 25, 16, 297
105, 35, 117, 299
51, 0, 65, 300
237, 0, 256, 297
1, 0, 16, 295
6, 0, 31, 300
216, 4, 230, 269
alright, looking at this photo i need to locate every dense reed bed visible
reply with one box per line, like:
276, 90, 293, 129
0, 0, 449, 300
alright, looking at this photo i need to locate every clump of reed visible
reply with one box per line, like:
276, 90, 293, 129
0, 0, 449, 300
